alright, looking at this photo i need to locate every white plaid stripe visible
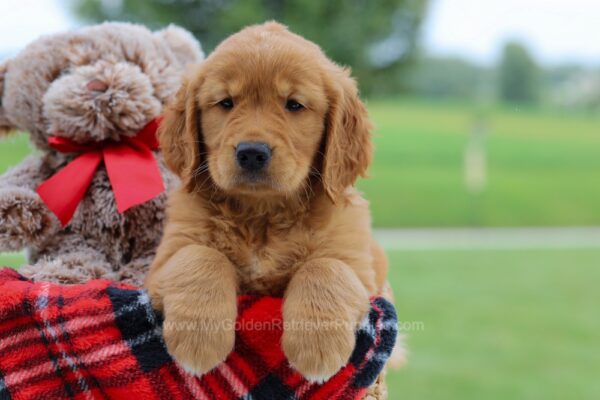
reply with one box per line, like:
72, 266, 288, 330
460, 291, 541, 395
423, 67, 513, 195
294, 381, 316, 398
176, 365, 211, 399
218, 363, 250, 398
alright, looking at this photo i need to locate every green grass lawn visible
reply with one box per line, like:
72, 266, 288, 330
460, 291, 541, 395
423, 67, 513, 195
0, 252, 26, 268
2, 98, 600, 227
359, 98, 600, 227
0, 132, 31, 169
386, 249, 600, 400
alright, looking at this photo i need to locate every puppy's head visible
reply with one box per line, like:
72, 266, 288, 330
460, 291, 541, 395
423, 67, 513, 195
160, 22, 372, 202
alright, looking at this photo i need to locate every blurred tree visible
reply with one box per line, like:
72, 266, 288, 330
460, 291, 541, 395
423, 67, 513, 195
407, 56, 492, 100
68, 0, 429, 96
498, 41, 540, 104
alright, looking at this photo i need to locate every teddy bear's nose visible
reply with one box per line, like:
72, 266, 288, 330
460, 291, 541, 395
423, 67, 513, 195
86, 79, 109, 93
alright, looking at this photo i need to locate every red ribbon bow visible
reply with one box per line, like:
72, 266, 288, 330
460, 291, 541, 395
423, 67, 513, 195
37, 118, 165, 227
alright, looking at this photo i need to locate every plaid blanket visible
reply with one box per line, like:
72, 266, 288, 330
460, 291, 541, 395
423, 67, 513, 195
0, 268, 397, 400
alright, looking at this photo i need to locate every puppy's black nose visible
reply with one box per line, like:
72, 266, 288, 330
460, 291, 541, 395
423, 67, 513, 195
236, 142, 271, 172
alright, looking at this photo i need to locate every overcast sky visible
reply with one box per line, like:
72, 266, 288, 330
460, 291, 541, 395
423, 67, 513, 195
0, 0, 599, 67
423, 0, 600, 66
0, 0, 75, 56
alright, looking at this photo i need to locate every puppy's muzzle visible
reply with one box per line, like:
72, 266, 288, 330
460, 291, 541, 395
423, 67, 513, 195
236, 142, 271, 172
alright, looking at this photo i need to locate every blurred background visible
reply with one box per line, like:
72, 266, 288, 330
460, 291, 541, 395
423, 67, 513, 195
1, 0, 599, 398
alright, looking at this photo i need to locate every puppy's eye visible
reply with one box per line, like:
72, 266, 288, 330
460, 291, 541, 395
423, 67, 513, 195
285, 99, 304, 112
219, 98, 234, 110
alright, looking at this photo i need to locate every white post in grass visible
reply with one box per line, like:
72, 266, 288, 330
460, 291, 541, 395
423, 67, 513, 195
464, 115, 488, 195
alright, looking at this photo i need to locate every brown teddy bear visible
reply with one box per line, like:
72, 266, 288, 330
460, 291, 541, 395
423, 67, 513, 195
0, 22, 203, 285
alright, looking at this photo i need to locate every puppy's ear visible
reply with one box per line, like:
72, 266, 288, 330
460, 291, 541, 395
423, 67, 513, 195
0, 60, 15, 135
321, 67, 373, 203
159, 73, 203, 190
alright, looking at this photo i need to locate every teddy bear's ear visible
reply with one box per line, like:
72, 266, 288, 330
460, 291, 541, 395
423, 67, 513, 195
0, 60, 15, 135
156, 25, 204, 67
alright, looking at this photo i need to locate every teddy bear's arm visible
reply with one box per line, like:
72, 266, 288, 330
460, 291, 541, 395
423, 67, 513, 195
0, 156, 59, 251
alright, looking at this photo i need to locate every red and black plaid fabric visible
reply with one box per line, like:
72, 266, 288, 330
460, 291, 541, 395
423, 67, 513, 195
0, 268, 397, 400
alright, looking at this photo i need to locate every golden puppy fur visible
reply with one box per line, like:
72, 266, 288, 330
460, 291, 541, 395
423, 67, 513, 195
146, 22, 390, 382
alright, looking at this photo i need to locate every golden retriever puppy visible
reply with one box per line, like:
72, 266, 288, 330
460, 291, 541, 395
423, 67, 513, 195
146, 21, 389, 382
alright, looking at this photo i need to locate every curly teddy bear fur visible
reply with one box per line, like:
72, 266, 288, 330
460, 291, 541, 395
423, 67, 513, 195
0, 22, 203, 285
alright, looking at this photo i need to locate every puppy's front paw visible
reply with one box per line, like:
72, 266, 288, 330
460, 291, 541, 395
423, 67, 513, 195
163, 313, 235, 376
282, 317, 355, 382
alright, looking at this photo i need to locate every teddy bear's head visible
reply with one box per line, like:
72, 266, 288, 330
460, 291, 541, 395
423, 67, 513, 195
0, 22, 203, 148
